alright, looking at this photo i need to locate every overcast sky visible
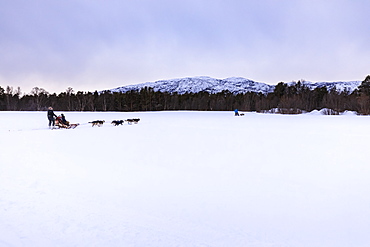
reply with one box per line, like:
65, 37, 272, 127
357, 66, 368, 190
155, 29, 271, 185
1, 0, 369, 94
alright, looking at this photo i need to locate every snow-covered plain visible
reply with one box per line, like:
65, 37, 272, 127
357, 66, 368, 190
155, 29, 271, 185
1, 110, 370, 247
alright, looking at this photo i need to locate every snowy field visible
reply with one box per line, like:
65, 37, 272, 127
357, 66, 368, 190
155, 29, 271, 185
1, 110, 370, 247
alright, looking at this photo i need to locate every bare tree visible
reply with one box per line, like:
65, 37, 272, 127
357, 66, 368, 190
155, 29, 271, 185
30, 87, 49, 110
66, 87, 74, 111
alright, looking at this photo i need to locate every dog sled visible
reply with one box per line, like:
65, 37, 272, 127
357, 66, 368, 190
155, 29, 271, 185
54, 116, 79, 129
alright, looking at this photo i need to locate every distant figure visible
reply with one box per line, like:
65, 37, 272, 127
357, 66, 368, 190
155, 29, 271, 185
47, 107, 57, 127
234, 109, 239, 116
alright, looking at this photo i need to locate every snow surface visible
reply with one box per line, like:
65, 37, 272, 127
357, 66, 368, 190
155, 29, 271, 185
1, 111, 370, 247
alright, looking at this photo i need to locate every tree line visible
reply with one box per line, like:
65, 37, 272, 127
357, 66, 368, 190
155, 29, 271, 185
1, 75, 370, 114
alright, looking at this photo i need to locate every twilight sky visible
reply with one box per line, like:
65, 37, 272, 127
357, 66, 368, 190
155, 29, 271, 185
1, 0, 369, 94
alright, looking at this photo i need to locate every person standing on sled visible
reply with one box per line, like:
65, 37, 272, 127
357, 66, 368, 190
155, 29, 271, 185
47, 107, 57, 128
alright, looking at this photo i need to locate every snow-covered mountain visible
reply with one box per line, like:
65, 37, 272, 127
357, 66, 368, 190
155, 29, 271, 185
287, 80, 361, 93
108, 76, 275, 94
107, 76, 361, 94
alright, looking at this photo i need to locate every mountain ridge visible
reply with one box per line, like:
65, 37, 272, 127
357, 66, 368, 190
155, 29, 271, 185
106, 76, 362, 95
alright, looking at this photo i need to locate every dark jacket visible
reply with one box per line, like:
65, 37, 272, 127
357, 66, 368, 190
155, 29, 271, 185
47, 109, 57, 120
61, 114, 68, 125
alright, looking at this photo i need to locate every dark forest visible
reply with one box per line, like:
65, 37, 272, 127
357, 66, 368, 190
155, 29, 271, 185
1, 75, 370, 115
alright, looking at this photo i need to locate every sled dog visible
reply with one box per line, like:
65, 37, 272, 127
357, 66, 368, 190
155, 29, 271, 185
111, 120, 124, 126
126, 118, 140, 125
89, 120, 105, 127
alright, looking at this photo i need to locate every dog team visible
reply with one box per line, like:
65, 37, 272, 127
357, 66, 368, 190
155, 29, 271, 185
89, 118, 140, 127
47, 106, 140, 129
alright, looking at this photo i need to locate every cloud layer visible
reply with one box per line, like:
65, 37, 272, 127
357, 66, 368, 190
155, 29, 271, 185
1, 0, 369, 93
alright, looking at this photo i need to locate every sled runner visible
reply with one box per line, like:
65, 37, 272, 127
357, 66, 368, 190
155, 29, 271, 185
54, 116, 79, 129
